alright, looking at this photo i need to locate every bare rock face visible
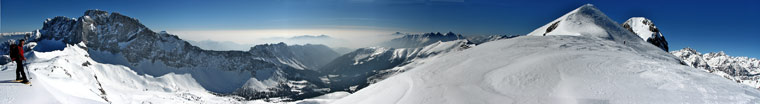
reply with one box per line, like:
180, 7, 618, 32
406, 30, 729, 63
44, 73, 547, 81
37, 9, 340, 100
623, 17, 669, 51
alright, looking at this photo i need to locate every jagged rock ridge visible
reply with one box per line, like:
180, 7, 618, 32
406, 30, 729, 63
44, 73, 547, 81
35, 9, 339, 100
671, 48, 760, 88
623, 17, 668, 51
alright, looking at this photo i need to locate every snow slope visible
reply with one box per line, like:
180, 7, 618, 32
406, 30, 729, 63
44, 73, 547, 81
333, 35, 760, 104
527, 4, 643, 44
334, 4, 760, 103
36, 9, 338, 100
0, 41, 355, 103
0, 65, 61, 104
320, 40, 473, 92
525, 4, 675, 62
0, 42, 241, 104
671, 48, 760, 89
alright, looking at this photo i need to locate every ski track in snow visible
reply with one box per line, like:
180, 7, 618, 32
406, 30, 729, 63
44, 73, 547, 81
0, 64, 63, 104
2, 4, 759, 104
333, 36, 760, 104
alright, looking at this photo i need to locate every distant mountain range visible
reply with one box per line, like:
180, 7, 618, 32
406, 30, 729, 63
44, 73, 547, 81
26, 10, 341, 100
381, 32, 464, 48
2, 9, 516, 101
330, 4, 760, 103
671, 48, 760, 89
1, 4, 758, 103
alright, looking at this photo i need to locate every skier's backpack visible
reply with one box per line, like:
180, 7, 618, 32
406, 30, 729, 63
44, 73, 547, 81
9, 44, 17, 61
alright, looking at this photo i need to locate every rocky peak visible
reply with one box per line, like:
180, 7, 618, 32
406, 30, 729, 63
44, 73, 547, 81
623, 17, 669, 51
680, 47, 698, 54
526, 4, 644, 44
84, 9, 109, 17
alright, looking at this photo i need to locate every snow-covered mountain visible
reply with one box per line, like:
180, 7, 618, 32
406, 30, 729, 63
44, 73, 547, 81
247, 42, 340, 70
2, 3, 757, 104
319, 32, 516, 92
320, 40, 473, 92
332, 4, 760, 103
1, 30, 40, 64
381, 32, 464, 48
623, 17, 669, 51
526, 4, 642, 43
526, 4, 674, 60
0, 43, 241, 103
671, 48, 760, 88
29, 9, 340, 100
0, 40, 354, 103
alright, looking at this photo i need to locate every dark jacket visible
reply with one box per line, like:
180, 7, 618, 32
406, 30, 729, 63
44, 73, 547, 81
9, 44, 25, 61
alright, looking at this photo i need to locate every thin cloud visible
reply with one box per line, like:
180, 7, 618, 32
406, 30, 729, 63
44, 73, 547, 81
167, 27, 401, 48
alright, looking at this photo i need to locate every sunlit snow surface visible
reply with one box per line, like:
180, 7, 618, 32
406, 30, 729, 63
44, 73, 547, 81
2, 4, 758, 104
0, 42, 241, 103
0, 41, 348, 104
333, 36, 760, 104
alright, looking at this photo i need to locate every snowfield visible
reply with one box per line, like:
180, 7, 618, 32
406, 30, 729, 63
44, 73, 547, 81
0, 41, 350, 104
1, 42, 241, 103
333, 36, 760, 104
1, 3, 758, 104
333, 4, 760, 104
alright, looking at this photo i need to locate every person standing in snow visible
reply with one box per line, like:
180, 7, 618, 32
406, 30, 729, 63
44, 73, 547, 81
10, 40, 29, 84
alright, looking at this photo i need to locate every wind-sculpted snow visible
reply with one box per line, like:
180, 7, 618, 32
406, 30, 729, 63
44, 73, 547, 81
333, 4, 758, 103
334, 36, 760, 104
671, 48, 760, 89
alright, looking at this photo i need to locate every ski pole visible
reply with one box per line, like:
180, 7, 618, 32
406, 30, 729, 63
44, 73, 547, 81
24, 61, 31, 80
26, 65, 31, 80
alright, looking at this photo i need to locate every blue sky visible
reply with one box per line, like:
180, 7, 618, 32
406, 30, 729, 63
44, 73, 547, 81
1, 0, 759, 57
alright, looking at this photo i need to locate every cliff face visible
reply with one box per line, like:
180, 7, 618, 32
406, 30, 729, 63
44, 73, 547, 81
622, 17, 669, 51
36, 10, 339, 100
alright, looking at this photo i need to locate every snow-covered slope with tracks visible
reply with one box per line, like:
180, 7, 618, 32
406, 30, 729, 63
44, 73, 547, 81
333, 4, 760, 104
333, 35, 760, 104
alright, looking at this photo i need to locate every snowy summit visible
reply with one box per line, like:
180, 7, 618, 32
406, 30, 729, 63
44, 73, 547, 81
332, 4, 760, 103
527, 4, 642, 43
0, 3, 758, 104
